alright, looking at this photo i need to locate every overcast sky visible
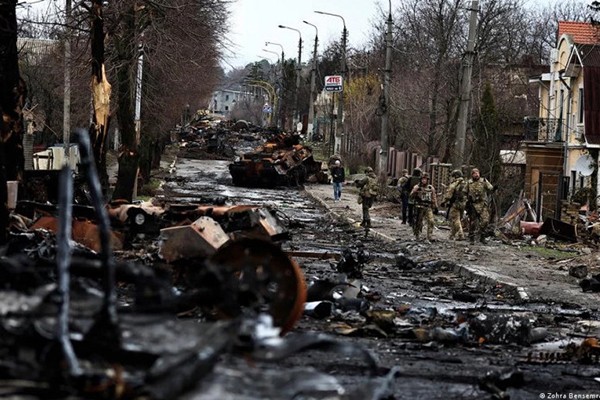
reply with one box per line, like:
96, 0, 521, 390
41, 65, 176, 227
223, 0, 577, 70
225, 0, 385, 70
18, 0, 586, 71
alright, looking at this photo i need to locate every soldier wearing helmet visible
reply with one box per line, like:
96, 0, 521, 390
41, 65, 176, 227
402, 167, 422, 226
409, 171, 437, 241
355, 166, 379, 231
330, 159, 345, 202
464, 167, 495, 244
442, 169, 467, 241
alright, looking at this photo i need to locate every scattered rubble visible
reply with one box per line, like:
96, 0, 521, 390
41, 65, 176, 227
5, 122, 600, 397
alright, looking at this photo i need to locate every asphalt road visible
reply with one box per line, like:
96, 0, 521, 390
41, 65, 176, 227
159, 155, 600, 400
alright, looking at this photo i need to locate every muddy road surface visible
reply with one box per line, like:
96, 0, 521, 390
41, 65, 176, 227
152, 155, 600, 400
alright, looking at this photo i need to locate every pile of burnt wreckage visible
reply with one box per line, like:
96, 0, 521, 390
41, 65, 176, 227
228, 132, 325, 187
0, 132, 380, 399
497, 191, 600, 245
173, 113, 326, 187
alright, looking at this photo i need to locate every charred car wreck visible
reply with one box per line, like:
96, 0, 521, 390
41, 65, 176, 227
0, 132, 383, 399
229, 133, 322, 187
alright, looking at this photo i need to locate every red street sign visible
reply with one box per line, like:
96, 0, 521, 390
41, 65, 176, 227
324, 75, 343, 92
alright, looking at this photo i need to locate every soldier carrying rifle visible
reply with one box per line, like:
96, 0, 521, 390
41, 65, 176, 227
441, 169, 467, 241
463, 168, 496, 244
409, 172, 438, 242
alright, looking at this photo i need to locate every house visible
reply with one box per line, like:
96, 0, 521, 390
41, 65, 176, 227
209, 89, 246, 116
526, 21, 600, 218
17, 37, 57, 66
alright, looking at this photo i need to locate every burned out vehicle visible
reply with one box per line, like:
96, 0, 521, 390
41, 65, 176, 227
229, 134, 322, 187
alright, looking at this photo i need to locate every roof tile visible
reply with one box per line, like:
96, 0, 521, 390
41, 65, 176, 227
558, 21, 600, 44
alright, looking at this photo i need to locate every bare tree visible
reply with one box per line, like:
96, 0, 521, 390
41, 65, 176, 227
97, 0, 230, 201
0, 0, 26, 243
344, 74, 380, 168
390, 0, 464, 159
17, 0, 230, 200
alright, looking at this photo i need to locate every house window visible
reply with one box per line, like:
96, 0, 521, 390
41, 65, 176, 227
579, 88, 584, 123
225, 94, 229, 101
225, 106, 229, 111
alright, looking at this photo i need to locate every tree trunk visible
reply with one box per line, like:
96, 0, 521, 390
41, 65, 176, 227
111, 6, 138, 202
0, 0, 26, 243
90, 0, 111, 194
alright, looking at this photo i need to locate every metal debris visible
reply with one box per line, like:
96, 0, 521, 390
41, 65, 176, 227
159, 216, 230, 262
229, 133, 322, 187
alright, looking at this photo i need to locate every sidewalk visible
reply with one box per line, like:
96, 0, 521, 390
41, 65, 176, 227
304, 182, 599, 309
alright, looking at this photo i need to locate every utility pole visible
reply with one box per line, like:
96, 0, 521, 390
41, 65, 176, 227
63, 0, 72, 161
315, 11, 346, 155
454, 0, 478, 168
379, 0, 393, 177
303, 21, 318, 141
338, 25, 347, 155
266, 41, 284, 128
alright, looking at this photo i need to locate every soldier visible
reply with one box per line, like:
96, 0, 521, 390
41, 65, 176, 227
402, 167, 422, 226
396, 169, 410, 224
464, 168, 495, 244
330, 160, 345, 201
442, 169, 467, 241
410, 172, 437, 241
355, 166, 379, 230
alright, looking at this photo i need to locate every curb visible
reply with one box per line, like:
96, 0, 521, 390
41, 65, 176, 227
304, 188, 397, 243
452, 263, 529, 301
303, 186, 530, 302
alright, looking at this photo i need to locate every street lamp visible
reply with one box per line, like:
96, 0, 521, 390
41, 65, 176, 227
262, 48, 280, 61
314, 11, 347, 156
266, 41, 286, 129
262, 48, 282, 127
245, 79, 278, 128
303, 20, 318, 141
278, 24, 303, 132
265, 41, 285, 65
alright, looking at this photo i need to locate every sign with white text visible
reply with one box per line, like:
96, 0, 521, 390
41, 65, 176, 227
324, 75, 343, 92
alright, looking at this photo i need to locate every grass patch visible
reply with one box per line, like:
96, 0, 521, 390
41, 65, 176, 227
138, 178, 162, 197
518, 245, 576, 260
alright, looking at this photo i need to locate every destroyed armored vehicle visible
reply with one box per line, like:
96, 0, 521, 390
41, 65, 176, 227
229, 134, 322, 187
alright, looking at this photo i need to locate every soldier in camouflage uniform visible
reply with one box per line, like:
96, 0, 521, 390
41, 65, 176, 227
396, 169, 410, 224
356, 167, 379, 230
409, 172, 437, 241
403, 168, 422, 226
442, 169, 467, 240
464, 168, 494, 244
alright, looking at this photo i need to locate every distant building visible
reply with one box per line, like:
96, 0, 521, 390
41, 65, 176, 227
17, 37, 57, 66
209, 89, 246, 116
